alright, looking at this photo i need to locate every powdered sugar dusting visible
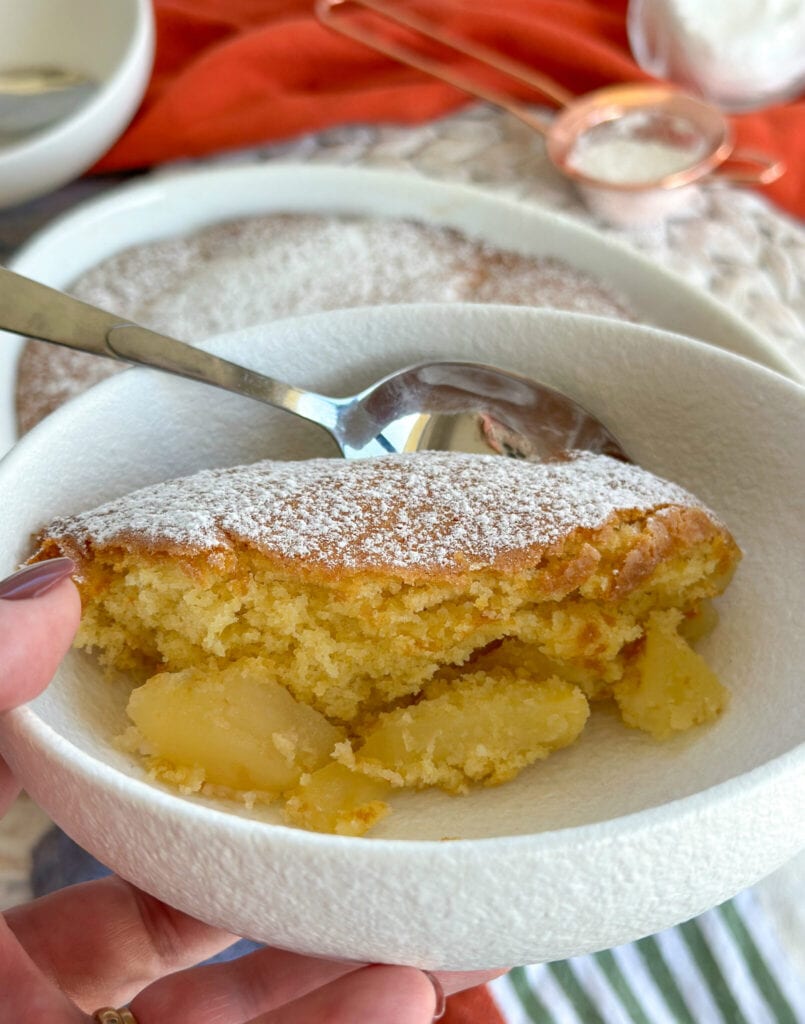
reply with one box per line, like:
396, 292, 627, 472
42, 451, 704, 575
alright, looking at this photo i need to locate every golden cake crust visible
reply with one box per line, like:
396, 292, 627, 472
33, 451, 737, 596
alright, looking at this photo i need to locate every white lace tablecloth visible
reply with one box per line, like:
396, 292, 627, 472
208, 103, 805, 377
1, 104, 803, 986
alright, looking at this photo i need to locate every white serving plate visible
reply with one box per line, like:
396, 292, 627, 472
1, 163, 800, 457
0, 305, 803, 970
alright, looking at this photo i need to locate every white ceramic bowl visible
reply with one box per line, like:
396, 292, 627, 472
1, 305, 803, 970
0, 0, 153, 208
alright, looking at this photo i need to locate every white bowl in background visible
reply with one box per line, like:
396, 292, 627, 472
0, 305, 803, 970
0, 0, 153, 208
1, 164, 801, 458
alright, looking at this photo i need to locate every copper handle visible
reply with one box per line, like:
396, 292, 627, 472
712, 148, 786, 185
315, 0, 574, 137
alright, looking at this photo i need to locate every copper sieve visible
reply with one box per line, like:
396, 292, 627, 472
316, 0, 785, 222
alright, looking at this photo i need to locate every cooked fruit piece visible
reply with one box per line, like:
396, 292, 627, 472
128, 658, 343, 792
346, 672, 590, 792
614, 610, 728, 739
284, 761, 391, 836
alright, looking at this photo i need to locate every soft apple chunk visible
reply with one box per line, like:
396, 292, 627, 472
614, 610, 728, 739
127, 657, 343, 792
284, 760, 390, 836
348, 672, 590, 792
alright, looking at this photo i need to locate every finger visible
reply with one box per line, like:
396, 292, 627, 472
0, 567, 81, 711
132, 946, 364, 1024
5, 875, 236, 1012
0, 914, 85, 1022
0, 568, 79, 815
253, 965, 438, 1024
130, 947, 507, 1024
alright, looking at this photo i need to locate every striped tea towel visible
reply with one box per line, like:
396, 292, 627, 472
490, 888, 805, 1024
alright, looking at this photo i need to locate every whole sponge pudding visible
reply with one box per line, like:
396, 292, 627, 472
31, 451, 741, 836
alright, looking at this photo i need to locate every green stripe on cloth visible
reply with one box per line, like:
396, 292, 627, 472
719, 901, 799, 1024
634, 933, 698, 1024
594, 949, 654, 1024
679, 919, 750, 1024
508, 966, 554, 1024
547, 962, 607, 1024
492, 892, 805, 1024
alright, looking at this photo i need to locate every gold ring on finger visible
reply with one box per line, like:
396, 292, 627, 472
93, 1008, 138, 1024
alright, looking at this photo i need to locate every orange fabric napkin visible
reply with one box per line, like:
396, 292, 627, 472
443, 981, 505, 1023
96, 0, 804, 217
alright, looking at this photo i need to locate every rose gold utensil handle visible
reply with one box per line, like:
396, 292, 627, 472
711, 148, 786, 185
315, 0, 573, 136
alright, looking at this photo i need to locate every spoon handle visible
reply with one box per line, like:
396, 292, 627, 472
0, 266, 339, 435
0, 265, 127, 354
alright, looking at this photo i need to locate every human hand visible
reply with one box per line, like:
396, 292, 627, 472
0, 559, 504, 1022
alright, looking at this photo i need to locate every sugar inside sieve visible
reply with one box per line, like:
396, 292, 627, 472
317, 0, 785, 226
548, 84, 784, 225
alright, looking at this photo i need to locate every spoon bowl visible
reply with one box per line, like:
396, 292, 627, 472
0, 267, 627, 462
341, 359, 626, 460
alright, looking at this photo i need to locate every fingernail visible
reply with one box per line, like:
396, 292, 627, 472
423, 972, 446, 1021
0, 557, 75, 601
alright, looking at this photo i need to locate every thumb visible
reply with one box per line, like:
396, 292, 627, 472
0, 559, 82, 712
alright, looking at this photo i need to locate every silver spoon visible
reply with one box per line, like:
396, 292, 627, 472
0, 266, 627, 462
0, 66, 97, 143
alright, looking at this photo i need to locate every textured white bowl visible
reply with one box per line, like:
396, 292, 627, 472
0, 0, 153, 208
0, 305, 803, 970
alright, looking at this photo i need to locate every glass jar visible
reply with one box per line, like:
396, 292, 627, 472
627, 0, 805, 112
